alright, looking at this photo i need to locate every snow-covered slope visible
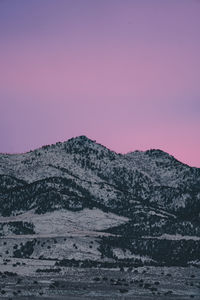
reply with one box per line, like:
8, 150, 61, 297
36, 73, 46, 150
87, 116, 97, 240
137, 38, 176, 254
0, 136, 200, 265
0, 136, 199, 217
0, 208, 128, 236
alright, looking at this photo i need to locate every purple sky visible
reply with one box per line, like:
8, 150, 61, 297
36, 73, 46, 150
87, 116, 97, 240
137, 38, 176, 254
0, 0, 200, 167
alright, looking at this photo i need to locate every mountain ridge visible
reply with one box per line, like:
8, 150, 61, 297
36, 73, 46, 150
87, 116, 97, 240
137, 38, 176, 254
1, 135, 195, 168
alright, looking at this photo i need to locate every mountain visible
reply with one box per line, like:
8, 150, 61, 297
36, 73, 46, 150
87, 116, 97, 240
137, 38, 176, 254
0, 135, 200, 266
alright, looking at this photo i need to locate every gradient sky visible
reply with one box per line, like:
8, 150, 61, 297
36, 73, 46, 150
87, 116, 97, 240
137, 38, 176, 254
0, 0, 200, 167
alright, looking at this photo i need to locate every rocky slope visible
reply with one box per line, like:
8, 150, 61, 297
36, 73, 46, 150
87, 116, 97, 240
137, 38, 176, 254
0, 136, 200, 266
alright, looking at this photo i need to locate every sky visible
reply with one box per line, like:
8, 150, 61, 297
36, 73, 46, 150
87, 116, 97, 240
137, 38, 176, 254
0, 0, 200, 167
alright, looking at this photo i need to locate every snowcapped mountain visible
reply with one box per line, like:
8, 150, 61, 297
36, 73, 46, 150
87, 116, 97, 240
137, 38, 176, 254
0, 136, 200, 266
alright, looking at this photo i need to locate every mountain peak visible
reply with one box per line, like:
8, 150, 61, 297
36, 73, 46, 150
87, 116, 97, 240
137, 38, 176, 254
63, 135, 112, 156
67, 135, 96, 144
65, 135, 97, 149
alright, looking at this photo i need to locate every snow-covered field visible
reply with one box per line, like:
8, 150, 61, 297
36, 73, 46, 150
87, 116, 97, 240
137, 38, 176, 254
0, 208, 128, 236
0, 209, 129, 263
112, 248, 155, 263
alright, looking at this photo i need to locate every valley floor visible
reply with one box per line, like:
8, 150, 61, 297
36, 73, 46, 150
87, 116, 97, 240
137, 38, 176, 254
0, 261, 199, 299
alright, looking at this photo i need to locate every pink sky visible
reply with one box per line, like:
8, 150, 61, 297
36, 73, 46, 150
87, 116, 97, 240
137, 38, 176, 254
0, 0, 200, 167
